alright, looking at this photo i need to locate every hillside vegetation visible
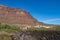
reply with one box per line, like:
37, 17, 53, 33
0, 23, 22, 34
0, 23, 60, 40
27, 26, 60, 31
0, 23, 21, 40
0, 23, 60, 32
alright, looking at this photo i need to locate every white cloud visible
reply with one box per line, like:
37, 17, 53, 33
43, 18, 60, 23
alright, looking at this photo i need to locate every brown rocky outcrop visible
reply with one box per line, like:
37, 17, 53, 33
0, 4, 55, 28
0, 4, 39, 27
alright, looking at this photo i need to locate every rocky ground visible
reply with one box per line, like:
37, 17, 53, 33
11, 30, 60, 40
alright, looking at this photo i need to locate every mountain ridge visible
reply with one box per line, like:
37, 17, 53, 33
0, 4, 56, 28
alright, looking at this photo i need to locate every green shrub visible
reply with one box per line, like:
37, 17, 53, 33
0, 23, 22, 33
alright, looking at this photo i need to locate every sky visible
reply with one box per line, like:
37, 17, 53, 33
0, 0, 60, 25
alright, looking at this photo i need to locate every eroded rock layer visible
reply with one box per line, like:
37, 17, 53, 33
0, 4, 56, 27
0, 5, 39, 27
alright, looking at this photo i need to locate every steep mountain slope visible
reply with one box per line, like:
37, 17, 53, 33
0, 4, 56, 28
0, 4, 39, 27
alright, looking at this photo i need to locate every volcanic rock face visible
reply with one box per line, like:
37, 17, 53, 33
0, 4, 39, 27
11, 31, 60, 40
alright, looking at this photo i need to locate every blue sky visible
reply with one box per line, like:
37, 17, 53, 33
0, 0, 60, 25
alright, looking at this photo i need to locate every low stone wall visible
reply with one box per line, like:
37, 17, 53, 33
11, 30, 60, 40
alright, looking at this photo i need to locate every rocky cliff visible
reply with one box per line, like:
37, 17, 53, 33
0, 4, 39, 27
0, 4, 55, 28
